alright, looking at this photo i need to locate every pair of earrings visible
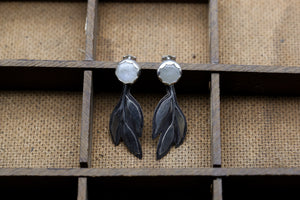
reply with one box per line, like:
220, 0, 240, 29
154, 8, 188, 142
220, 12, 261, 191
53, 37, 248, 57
109, 55, 187, 160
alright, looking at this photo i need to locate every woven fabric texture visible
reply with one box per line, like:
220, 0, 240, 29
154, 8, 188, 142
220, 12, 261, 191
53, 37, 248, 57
221, 96, 300, 168
1, 1, 300, 169
219, 0, 300, 66
92, 93, 210, 168
97, 2, 209, 63
0, 91, 82, 168
0, 2, 86, 60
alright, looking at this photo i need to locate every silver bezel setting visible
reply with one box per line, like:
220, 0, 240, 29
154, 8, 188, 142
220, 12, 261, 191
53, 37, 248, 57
115, 58, 141, 84
157, 59, 182, 85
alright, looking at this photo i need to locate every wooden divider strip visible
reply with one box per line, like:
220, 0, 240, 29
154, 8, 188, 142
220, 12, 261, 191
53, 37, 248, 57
209, 0, 222, 167
212, 178, 223, 200
0, 168, 299, 177
210, 73, 221, 167
77, 177, 88, 200
80, 70, 94, 168
85, 0, 98, 61
80, 0, 98, 168
2, 60, 300, 74
209, 0, 219, 64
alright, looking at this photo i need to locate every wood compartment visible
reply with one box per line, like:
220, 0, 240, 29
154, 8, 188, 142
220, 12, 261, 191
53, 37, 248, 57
219, 0, 300, 66
0, 1, 87, 60
91, 69, 212, 168
0, 68, 83, 168
96, 1, 209, 63
220, 73, 300, 168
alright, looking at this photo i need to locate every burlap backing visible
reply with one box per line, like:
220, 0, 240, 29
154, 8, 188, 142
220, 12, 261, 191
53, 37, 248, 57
97, 2, 209, 63
221, 96, 300, 168
0, 91, 82, 168
0, 2, 86, 60
92, 93, 211, 168
1, 1, 300, 169
219, 0, 300, 66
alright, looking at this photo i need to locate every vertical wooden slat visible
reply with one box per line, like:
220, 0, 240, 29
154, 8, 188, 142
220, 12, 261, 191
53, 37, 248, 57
209, 0, 219, 64
210, 73, 221, 167
77, 177, 88, 200
209, 0, 222, 167
80, 70, 94, 168
85, 0, 98, 61
78, 0, 98, 198
212, 178, 223, 200
80, 0, 98, 168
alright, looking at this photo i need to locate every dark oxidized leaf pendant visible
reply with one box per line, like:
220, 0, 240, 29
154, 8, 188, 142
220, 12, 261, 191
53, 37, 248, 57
109, 55, 143, 159
153, 55, 187, 160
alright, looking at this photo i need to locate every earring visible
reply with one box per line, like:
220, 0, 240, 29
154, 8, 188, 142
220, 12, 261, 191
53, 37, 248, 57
109, 55, 143, 159
153, 55, 187, 160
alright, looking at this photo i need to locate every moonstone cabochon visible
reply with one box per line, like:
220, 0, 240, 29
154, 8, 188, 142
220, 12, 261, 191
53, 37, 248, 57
115, 59, 140, 84
157, 60, 182, 85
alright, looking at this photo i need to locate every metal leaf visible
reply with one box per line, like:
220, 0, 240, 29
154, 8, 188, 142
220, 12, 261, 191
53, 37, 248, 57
153, 85, 187, 160
122, 122, 142, 159
152, 91, 172, 139
109, 85, 143, 159
174, 104, 187, 147
156, 123, 175, 160
125, 93, 143, 137
109, 100, 122, 145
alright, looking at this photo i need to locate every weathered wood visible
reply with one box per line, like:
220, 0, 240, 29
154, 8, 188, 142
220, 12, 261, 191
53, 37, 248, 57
212, 178, 223, 200
85, 0, 98, 60
0, 168, 300, 177
209, 0, 219, 64
80, 0, 98, 168
80, 70, 94, 168
2, 60, 300, 74
209, 0, 221, 168
210, 73, 221, 167
77, 178, 88, 200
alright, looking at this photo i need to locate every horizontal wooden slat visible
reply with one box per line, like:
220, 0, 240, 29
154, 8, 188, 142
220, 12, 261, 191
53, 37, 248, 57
2, 60, 300, 74
0, 168, 299, 177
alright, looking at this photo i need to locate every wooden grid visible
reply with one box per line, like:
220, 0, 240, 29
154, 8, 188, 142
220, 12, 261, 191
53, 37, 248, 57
0, 0, 300, 199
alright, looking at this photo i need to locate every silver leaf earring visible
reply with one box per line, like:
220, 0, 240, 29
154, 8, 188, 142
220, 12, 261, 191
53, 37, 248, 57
109, 55, 143, 159
152, 55, 187, 160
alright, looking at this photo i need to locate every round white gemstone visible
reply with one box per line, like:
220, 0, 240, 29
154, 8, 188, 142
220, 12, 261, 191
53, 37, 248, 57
158, 60, 182, 85
115, 60, 140, 84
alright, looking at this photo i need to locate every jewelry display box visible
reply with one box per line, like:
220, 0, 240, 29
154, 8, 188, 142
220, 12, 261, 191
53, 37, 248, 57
0, 0, 299, 199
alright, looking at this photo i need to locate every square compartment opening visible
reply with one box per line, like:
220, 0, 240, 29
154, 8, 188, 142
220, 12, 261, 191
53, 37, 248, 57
220, 73, 300, 168
91, 69, 211, 168
221, 95, 300, 168
0, 1, 87, 60
0, 68, 83, 168
96, 1, 209, 63
219, 0, 300, 66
